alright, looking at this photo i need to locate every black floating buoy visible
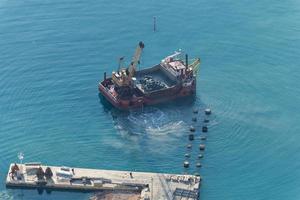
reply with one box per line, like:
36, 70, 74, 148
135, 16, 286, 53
202, 126, 208, 133
199, 144, 206, 151
194, 172, 200, 177
187, 144, 192, 149
196, 162, 202, 168
185, 153, 190, 158
192, 117, 197, 122
189, 134, 194, 141
205, 108, 212, 115
190, 126, 196, 132
203, 119, 209, 123
193, 109, 198, 114
198, 154, 203, 159
200, 136, 207, 140
184, 161, 189, 168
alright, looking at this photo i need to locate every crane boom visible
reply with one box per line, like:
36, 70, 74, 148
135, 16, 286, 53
128, 41, 145, 77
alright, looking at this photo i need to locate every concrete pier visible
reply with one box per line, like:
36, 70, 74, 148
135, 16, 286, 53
6, 163, 201, 200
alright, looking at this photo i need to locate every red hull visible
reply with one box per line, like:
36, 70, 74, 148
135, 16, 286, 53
98, 82, 196, 110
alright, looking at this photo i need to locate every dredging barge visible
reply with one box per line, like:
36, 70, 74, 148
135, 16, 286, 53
99, 42, 200, 110
6, 163, 201, 200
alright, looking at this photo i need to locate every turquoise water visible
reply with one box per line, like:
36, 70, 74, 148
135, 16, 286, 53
1, 0, 300, 199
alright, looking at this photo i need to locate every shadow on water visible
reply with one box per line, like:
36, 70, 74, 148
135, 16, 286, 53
98, 93, 208, 137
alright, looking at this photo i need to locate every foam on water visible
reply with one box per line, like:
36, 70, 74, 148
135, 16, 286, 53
113, 107, 187, 136
0, 191, 13, 200
146, 121, 185, 136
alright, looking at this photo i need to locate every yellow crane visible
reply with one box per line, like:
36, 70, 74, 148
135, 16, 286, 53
112, 41, 145, 87
128, 41, 145, 77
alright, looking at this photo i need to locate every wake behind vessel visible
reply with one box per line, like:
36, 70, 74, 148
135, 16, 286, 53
99, 42, 200, 110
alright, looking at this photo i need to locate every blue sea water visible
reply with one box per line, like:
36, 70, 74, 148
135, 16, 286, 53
1, 0, 300, 199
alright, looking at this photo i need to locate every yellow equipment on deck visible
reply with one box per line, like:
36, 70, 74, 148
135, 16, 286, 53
112, 42, 144, 87
189, 58, 201, 74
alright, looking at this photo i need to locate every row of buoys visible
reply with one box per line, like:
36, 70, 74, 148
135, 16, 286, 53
183, 160, 202, 169
196, 108, 210, 171
184, 108, 212, 171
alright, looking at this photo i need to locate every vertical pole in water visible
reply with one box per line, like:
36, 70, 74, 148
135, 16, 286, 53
104, 72, 106, 80
153, 16, 156, 32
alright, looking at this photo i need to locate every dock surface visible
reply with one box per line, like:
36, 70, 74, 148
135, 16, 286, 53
6, 163, 200, 200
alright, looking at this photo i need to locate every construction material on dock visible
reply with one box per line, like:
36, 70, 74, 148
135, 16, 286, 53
6, 163, 201, 200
